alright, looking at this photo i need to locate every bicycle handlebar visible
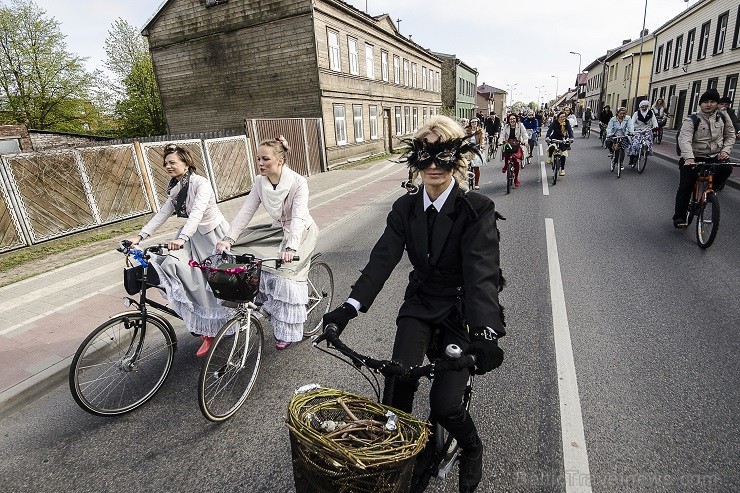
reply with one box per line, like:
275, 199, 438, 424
684, 160, 740, 167
314, 324, 477, 380
546, 138, 573, 144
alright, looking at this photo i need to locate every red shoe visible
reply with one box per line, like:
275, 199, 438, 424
196, 336, 214, 358
514, 180, 520, 188
501, 166, 507, 173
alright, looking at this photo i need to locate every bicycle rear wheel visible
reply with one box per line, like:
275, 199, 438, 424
616, 149, 623, 178
69, 313, 175, 416
199, 314, 264, 422
636, 146, 647, 173
506, 160, 512, 194
551, 157, 559, 186
696, 193, 720, 248
585, 125, 591, 138
303, 260, 334, 337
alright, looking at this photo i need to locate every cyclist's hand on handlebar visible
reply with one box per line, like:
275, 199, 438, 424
464, 327, 504, 375
168, 238, 186, 251
683, 158, 696, 167
280, 250, 296, 263
125, 235, 142, 247
718, 151, 730, 160
316, 302, 358, 343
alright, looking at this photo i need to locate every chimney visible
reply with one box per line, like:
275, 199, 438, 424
622, 39, 632, 45
640, 28, 649, 37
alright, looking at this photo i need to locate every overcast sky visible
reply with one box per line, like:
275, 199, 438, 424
33, 0, 700, 104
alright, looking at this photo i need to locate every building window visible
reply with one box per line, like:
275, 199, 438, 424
334, 104, 347, 145
655, 45, 663, 73
353, 104, 364, 142
707, 77, 718, 91
664, 40, 672, 71
714, 11, 729, 54
412, 107, 418, 131
395, 106, 402, 135
734, 5, 740, 49
689, 80, 701, 113
651, 88, 659, 102
365, 44, 374, 79
393, 55, 400, 84
659, 86, 667, 100
685, 28, 695, 64
667, 85, 676, 111
674, 35, 683, 67
411, 63, 417, 88
381, 51, 389, 81
403, 59, 409, 86
328, 30, 341, 72
369, 105, 378, 139
697, 21, 710, 60
404, 106, 410, 134
422, 107, 428, 122
724, 75, 738, 103
422, 66, 427, 90
347, 37, 359, 75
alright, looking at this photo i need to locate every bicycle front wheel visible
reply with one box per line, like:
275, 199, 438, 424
69, 314, 175, 416
637, 146, 647, 173
199, 315, 264, 422
303, 260, 334, 337
616, 149, 623, 178
696, 193, 720, 248
551, 159, 558, 186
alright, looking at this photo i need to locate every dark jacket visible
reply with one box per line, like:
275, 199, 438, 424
484, 115, 502, 135
349, 183, 506, 335
599, 109, 613, 125
724, 107, 740, 132
546, 119, 574, 141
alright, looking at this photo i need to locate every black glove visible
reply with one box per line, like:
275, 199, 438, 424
465, 327, 504, 375
315, 302, 358, 343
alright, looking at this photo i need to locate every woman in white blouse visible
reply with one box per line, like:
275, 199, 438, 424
127, 144, 233, 357
216, 136, 318, 350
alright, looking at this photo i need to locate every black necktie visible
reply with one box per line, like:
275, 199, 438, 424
426, 205, 438, 251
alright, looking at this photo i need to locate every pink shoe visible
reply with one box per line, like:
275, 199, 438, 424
196, 336, 214, 358
275, 340, 291, 350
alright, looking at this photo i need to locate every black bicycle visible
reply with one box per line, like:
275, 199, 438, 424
546, 138, 572, 186
314, 326, 477, 493
69, 242, 179, 416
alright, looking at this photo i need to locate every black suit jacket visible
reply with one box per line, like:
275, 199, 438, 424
349, 182, 506, 336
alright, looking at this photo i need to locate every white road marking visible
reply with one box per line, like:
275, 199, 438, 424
545, 218, 592, 493
541, 161, 550, 196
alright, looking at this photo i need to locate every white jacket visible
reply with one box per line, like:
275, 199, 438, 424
500, 122, 530, 147
140, 173, 226, 241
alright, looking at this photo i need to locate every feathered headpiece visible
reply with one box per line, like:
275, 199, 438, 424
398, 136, 481, 171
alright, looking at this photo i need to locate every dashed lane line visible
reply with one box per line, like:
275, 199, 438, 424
545, 218, 592, 493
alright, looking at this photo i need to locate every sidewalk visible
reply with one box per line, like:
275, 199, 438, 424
0, 158, 409, 419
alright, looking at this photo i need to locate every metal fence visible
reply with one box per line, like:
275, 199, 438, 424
0, 120, 326, 253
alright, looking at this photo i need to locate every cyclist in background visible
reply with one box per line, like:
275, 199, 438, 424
606, 107, 633, 168
652, 98, 667, 128
485, 111, 502, 144
546, 111, 574, 176
599, 105, 614, 145
521, 110, 539, 158
501, 113, 529, 188
718, 97, 740, 137
319, 114, 506, 493
582, 107, 593, 137
627, 100, 658, 167
673, 89, 736, 228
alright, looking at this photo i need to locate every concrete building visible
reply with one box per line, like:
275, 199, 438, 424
142, 0, 443, 166
477, 83, 507, 118
433, 53, 478, 121
648, 0, 739, 129
602, 34, 654, 113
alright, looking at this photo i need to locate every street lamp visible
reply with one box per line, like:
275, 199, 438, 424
506, 83, 518, 108
551, 75, 558, 104
633, 0, 649, 112
569, 51, 582, 74
535, 85, 545, 109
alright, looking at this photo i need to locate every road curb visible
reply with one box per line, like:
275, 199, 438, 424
0, 356, 71, 421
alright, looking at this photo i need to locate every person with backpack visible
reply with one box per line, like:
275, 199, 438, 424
672, 89, 736, 228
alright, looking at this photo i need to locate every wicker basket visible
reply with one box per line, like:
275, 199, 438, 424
286, 386, 429, 493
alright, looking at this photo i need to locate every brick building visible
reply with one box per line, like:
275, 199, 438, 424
142, 0, 443, 165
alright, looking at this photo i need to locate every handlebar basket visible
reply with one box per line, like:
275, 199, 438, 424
287, 386, 429, 493
199, 254, 261, 303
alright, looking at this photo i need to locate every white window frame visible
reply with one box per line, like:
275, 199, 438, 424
353, 104, 364, 142
334, 104, 347, 145
724, 75, 737, 103
412, 107, 418, 131
369, 105, 378, 139
674, 35, 683, 68
403, 59, 409, 86
422, 107, 428, 122
328, 29, 341, 72
395, 106, 402, 135
404, 106, 410, 134
411, 63, 417, 88
689, 81, 701, 113
714, 12, 729, 54
393, 55, 400, 84
348, 36, 359, 75
365, 43, 374, 79
698, 21, 710, 59
422, 66, 427, 90
664, 40, 672, 71
685, 29, 695, 64
381, 51, 389, 82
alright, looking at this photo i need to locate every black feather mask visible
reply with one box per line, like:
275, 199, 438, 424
399, 136, 481, 171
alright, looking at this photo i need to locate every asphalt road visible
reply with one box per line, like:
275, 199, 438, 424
1, 136, 738, 493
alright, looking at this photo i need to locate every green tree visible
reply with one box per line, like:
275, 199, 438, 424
104, 18, 165, 137
0, 0, 96, 130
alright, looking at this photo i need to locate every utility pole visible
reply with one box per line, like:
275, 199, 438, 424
633, 0, 648, 112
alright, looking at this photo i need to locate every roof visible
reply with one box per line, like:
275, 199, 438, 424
583, 56, 605, 72
478, 83, 506, 94
604, 34, 653, 63
651, 0, 711, 35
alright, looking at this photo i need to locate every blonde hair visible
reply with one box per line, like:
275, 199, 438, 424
258, 135, 291, 162
410, 115, 470, 190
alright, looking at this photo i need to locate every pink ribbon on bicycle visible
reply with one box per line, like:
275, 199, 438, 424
189, 259, 248, 275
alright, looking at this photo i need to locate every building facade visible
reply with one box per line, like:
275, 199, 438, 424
434, 53, 478, 121
584, 57, 606, 113
142, 0, 443, 166
602, 35, 654, 113
648, 0, 739, 129
477, 83, 507, 118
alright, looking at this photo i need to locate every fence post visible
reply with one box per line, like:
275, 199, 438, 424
0, 156, 31, 248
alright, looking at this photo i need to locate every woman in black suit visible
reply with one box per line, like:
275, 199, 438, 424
320, 115, 506, 493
